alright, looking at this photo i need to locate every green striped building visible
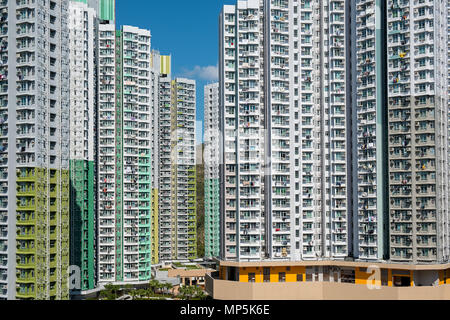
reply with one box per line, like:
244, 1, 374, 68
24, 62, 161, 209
69, 0, 99, 293
204, 83, 220, 259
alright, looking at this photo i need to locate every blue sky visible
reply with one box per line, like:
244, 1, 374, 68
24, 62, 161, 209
116, 0, 236, 144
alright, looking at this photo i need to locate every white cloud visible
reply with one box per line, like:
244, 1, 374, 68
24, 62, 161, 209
181, 65, 218, 81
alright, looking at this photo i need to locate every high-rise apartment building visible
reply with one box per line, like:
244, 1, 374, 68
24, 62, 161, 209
219, 0, 274, 262
353, 0, 390, 261
219, 0, 449, 265
149, 51, 160, 265
448, 0, 450, 215
219, 0, 351, 262
353, 0, 392, 262
294, 0, 350, 259
159, 76, 197, 261
97, 25, 153, 283
149, 52, 172, 265
73, 0, 114, 22
97, 21, 115, 283
388, 0, 449, 262
353, 0, 449, 263
204, 83, 220, 259
68, 0, 98, 293
0, 0, 71, 299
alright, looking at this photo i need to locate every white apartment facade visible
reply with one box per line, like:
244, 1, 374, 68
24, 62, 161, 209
385, 0, 449, 263
219, 0, 351, 262
353, 0, 449, 264
149, 50, 162, 265
204, 82, 220, 259
69, 0, 97, 185
97, 25, 153, 283
68, 0, 98, 292
294, 0, 350, 260
158, 76, 197, 261
220, 0, 450, 265
97, 21, 115, 283
353, 0, 388, 261
0, 0, 71, 299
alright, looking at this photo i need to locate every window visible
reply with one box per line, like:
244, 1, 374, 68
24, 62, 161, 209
248, 273, 255, 283
279, 272, 286, 282
263, 268, 270, 282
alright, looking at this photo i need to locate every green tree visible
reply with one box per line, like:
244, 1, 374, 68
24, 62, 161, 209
149, 279, 160, 293
194, 286, 207, 300
124, 284, 133, 294
101, 284, 119, 300
137, 289, 147, 299
164, 283, 173, 296
178, 285, 197, 300
177, 285, 186, 299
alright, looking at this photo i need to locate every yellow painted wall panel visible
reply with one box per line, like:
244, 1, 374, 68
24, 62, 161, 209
239, 268, 248, 282
292, 266, 305, 282
270, 267, 288, 283
355, 267, 368, 285
237, 266, 307, 283
355, 267, 382, 287
160, 55, 171, 75
255, 271, 262, 283
439, 270, 444, 285
220, 267, 226, 280
239, 267, 262, 282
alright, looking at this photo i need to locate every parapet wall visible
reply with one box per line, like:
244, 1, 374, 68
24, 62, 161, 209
206, 275, 450, 300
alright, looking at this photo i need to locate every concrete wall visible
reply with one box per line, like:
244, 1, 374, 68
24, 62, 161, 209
206, 275, 450, 300
414, 270, 439, 287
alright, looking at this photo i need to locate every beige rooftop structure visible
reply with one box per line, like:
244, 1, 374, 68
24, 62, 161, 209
205, 259, 450, 300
